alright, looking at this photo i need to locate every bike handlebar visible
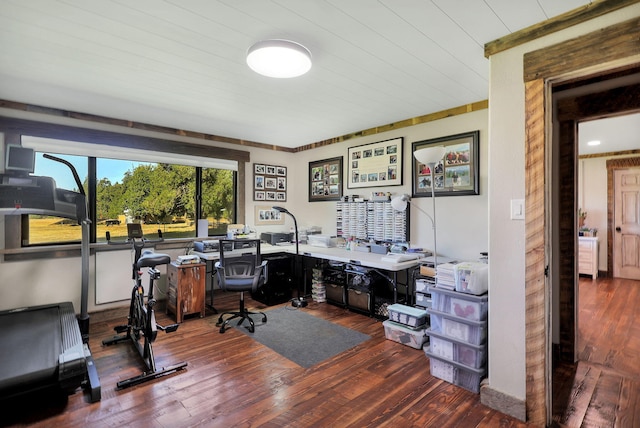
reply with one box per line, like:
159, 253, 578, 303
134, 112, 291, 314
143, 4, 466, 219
106, 229, 164, 246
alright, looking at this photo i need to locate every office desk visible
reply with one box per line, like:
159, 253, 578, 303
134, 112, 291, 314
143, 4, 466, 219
194, 243, 420, 310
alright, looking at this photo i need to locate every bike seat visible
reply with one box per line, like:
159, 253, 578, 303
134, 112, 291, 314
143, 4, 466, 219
137, 250, 171, 268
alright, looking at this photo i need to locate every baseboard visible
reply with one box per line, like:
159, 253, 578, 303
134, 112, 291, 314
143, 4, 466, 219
480, 380, 527, 422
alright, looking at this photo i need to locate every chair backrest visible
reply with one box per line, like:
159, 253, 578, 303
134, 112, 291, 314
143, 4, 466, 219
216, 239, 267, 292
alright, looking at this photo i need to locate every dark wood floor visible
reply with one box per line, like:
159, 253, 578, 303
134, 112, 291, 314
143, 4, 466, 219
552, 276, 640, 428
3, 291, 529, 428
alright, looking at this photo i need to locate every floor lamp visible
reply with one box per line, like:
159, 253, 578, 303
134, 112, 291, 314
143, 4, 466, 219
272, 206, 308, 308
391, 145, 446, 269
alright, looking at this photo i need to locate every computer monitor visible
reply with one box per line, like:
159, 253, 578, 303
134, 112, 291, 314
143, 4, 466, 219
5, 145, 35, 174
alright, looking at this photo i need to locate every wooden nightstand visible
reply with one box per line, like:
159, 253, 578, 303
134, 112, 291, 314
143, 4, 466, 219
167, 262, 206, 322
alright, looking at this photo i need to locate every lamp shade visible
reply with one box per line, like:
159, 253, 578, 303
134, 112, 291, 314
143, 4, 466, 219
247, 40, 312, 78
390, 194, 410, 211
414, 146, 446, 166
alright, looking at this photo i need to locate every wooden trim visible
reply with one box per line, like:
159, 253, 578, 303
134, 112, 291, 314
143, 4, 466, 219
0, 98, 488, 153
295, 100, 488, 152
580, 149, 640, 159
0, 116, 251, 163
523, 16, 640, 82
485, 0, 640, 58
0, 99, 293, 154
557, 119, 577, 365
606, 157, 640, 275
556, 83, 640, 121
480, 383, 526, 422
524, 78, 547, 426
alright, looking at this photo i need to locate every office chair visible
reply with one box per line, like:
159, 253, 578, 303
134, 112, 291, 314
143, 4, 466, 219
215, 239, 268, 333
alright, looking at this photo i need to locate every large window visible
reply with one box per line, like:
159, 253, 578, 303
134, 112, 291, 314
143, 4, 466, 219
23, 148, 236, 246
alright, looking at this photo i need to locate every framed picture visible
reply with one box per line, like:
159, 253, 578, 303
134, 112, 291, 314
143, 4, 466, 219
309, 156, 343, 202
347, 137, 403, 188
254, 163, 286, 201
254, 205, 285, 225
411, 130, 480, 197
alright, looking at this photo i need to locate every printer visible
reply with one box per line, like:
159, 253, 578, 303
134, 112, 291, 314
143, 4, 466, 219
193, 240, 220, 253
260, 232, 293, 245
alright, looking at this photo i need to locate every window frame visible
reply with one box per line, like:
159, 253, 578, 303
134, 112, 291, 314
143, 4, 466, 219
1, 116, 249, 259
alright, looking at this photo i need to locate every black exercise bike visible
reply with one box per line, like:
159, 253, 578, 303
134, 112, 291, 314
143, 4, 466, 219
102, 223, 187, 389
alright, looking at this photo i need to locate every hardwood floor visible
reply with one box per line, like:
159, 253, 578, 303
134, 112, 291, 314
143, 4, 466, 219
552, 277, 640, 427
2, 291, 528, 428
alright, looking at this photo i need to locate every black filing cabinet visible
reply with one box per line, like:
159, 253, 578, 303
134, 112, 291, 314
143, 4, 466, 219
251, 253, 293, 306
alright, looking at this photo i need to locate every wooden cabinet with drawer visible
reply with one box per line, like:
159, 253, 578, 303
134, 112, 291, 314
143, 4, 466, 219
167, 262, 206, 322
578, 237, 598, 278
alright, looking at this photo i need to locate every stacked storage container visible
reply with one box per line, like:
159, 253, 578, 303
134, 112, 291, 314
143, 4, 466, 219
425, 286, 488, 393
383, 304, 429, 349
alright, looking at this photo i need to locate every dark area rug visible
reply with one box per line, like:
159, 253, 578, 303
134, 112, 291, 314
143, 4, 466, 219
234, 307, 371, 368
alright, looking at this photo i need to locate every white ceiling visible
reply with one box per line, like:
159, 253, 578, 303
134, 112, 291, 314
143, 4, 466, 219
0, 0, 620, 151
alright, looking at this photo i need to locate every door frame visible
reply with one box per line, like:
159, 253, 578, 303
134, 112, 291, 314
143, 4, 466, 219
522, 17, 640, 426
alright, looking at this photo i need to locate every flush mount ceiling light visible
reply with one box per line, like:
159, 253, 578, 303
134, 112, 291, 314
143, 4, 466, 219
246, 39, 312, 78
587, 140, 601, 146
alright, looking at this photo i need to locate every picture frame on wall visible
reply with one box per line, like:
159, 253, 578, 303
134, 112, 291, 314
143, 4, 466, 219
309, 156, 343, 202
347, 137, 403, 188
254, 163, 286, 201
411, 130, 480, 197
254, 205, 285, 225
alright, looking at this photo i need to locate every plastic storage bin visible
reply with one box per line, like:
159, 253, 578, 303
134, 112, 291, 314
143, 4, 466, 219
415, 292, 432, 309
454, 262, 488, 295
383, 320, 428, 349
427, 329, 486, 368
415, 278, 432, 293
427, 308, 487, 345
425, 350, 486, 393
428, 286, 488, 321
387, 304, 428, 327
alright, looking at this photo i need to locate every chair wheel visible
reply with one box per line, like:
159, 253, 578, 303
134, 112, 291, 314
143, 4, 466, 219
219, 326, 226, 333
261, 315, 267, 323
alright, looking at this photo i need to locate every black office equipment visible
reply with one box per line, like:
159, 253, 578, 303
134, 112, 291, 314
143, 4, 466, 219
102, 227, 187, 389
0, 152, 100, 402
215, 239, 268, 333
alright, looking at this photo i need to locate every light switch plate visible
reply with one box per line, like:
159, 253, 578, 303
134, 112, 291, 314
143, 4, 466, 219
511, 199, 525, 220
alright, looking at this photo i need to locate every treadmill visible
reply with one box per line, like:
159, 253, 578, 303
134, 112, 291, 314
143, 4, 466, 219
0, 146, 101, 402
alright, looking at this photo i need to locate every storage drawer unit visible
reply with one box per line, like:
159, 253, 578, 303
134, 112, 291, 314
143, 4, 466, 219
427, 308, 487, 345
425, 350, 486, 393
427, 329, 486, 369
428, 286, 488, 322
578, 237, 598, 278
383, 320, 428, 349
167, 262, 206, 323
325, 283, 346, 305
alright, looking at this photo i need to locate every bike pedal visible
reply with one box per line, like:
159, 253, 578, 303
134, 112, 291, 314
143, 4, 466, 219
114, 325, 129, 333
162, 323, 180, 333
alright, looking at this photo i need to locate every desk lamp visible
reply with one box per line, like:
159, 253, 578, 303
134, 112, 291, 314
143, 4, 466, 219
272, 206, 307, 308
391, 145, 446, 269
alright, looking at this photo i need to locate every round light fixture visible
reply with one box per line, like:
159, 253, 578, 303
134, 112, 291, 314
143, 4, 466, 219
587, 140, 601, 146
246, 39, 312, 78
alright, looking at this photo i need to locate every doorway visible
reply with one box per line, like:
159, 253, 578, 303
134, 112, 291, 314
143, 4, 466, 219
522, 22, 640, 421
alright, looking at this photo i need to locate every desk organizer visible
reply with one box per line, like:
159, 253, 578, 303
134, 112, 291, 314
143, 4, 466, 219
383, 320, 428, 349
387, 304, 428, 328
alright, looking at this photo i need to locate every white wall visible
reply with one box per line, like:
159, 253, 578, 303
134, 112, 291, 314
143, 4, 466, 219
285, 110, 489, 262
0, 107, 487, 313
488, 4, 640, 403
